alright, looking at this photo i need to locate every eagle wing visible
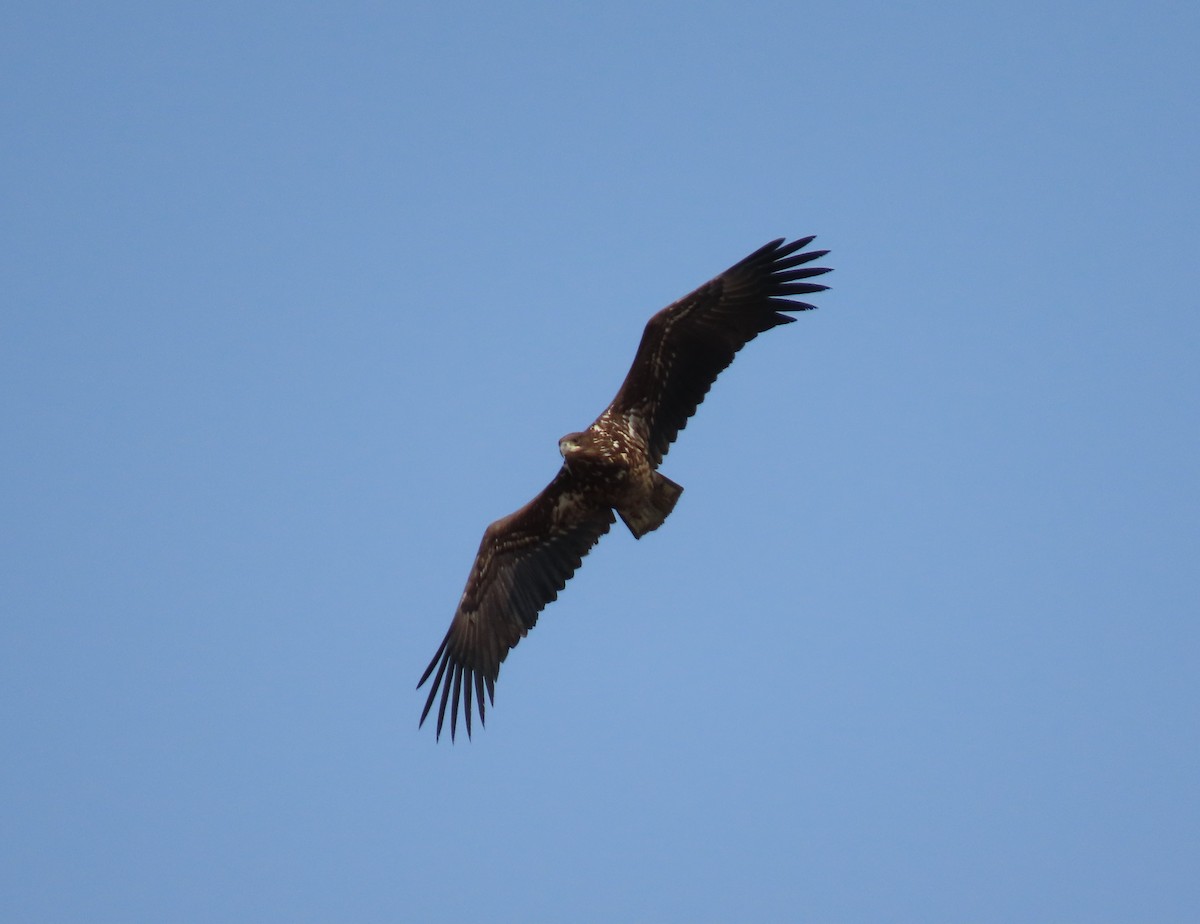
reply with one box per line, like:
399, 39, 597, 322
417, 466, 616, 741
609, 237, 831, 465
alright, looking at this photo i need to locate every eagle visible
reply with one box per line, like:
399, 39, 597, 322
418, 237, 831, 740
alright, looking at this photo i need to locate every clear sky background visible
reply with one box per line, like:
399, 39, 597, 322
3, 2, 1198, 921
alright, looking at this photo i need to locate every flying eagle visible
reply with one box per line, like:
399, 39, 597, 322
418, 237, 831, 740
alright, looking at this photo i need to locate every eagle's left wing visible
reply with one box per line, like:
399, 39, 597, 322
608, 237, 830, 465
418, 466, 615, 741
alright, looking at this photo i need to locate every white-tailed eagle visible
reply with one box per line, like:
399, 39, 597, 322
419, 237, 831, 740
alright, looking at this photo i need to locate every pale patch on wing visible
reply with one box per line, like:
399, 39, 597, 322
551, 488, 585, 526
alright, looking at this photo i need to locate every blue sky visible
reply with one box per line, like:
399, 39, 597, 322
3, 2, 1198, 921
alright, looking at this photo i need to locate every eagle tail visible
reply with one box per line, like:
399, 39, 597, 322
619, 472, 684, 539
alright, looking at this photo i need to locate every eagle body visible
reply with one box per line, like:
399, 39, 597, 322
560, 409, 682, 539
419, 237, 831, 740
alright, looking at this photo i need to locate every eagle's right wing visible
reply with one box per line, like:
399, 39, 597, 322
418, 466, 615, 741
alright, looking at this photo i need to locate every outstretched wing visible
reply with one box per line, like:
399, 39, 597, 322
418, 466, 616, 741
609, 237, 831, 465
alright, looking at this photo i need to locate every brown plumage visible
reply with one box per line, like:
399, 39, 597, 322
418, 237, 831, 740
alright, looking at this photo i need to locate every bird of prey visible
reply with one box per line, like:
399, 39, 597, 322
418, 237, 831, 740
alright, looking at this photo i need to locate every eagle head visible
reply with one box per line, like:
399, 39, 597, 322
558, 431, 586, 459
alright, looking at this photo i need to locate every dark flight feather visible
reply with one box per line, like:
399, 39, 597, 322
609, 237, 830, 465
418, 237, 830, 740
418, 467, 616, 741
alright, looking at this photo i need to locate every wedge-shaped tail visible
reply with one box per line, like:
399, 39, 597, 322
618, 472, 684, 539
